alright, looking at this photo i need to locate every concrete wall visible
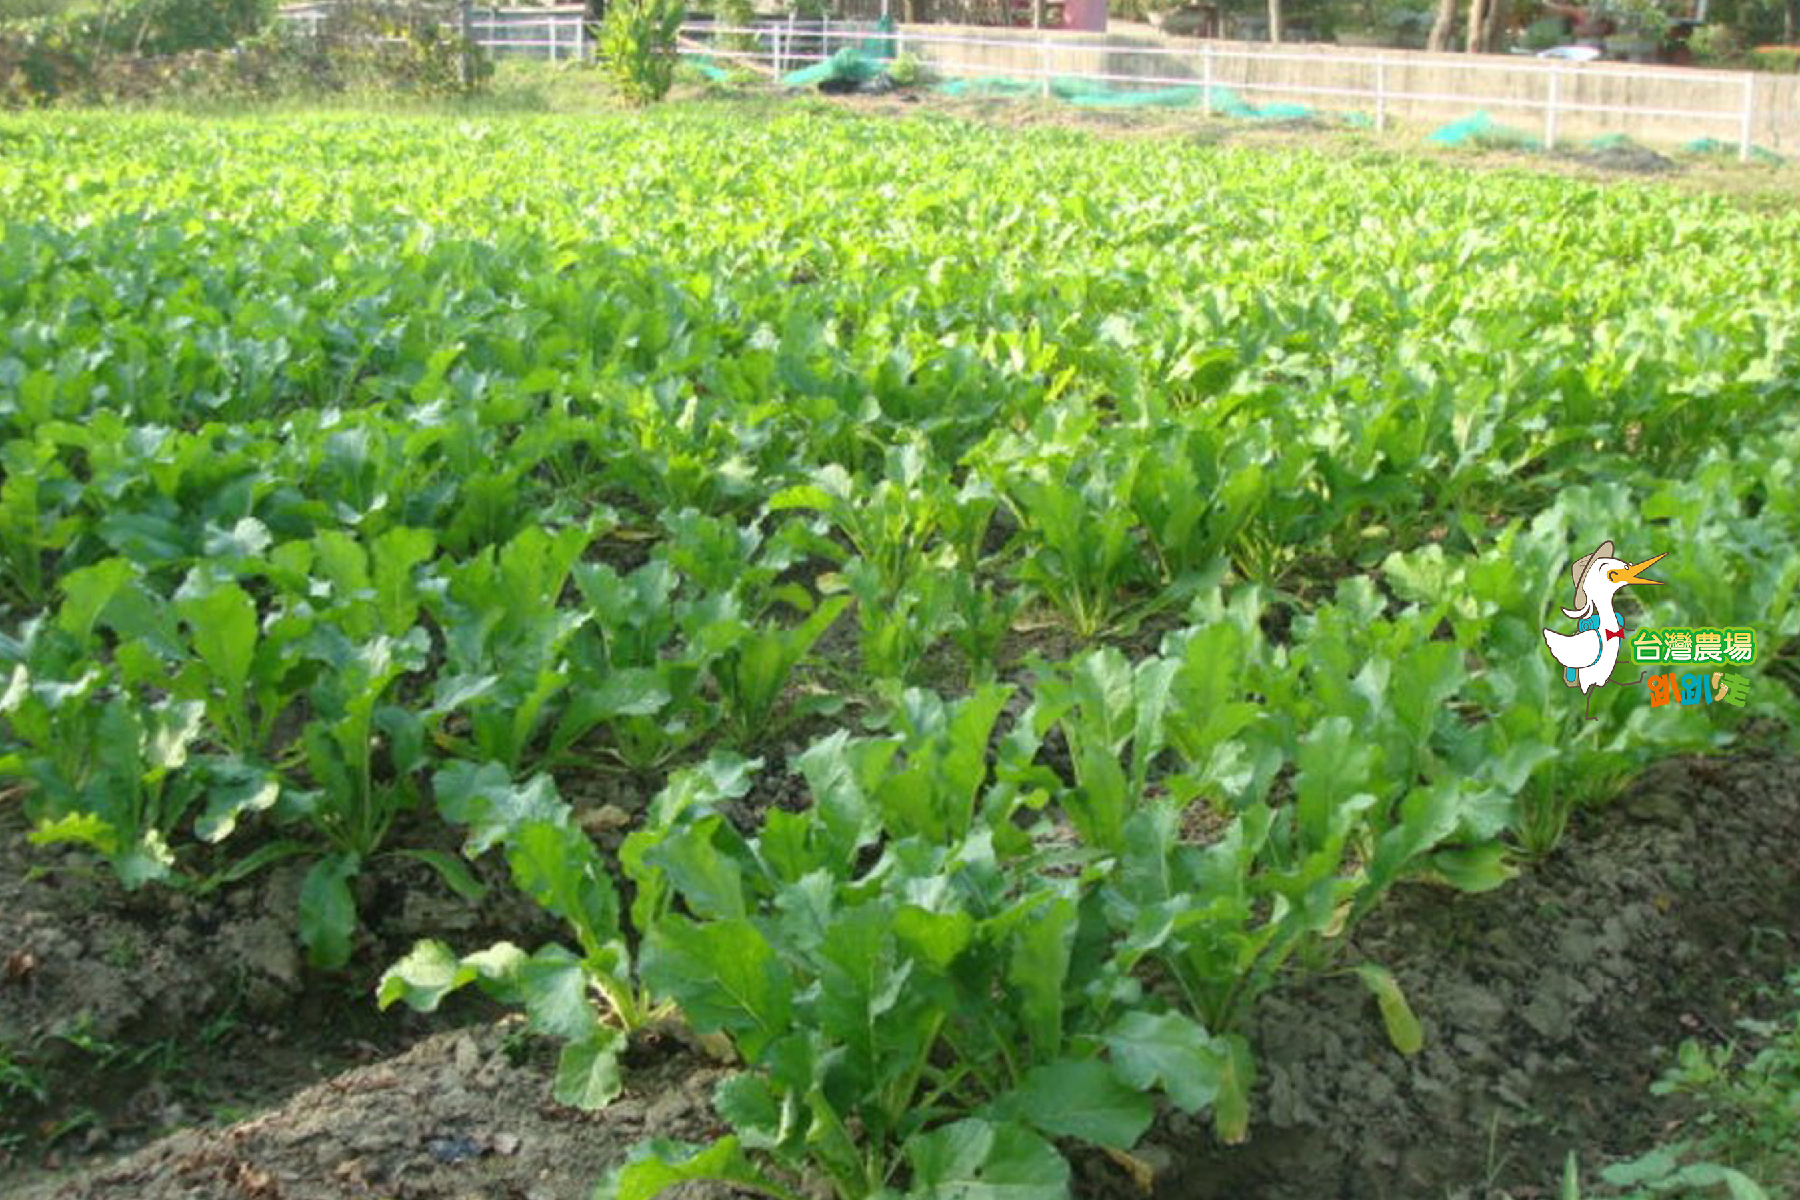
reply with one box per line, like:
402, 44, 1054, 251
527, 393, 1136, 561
892, 22, 1800, 151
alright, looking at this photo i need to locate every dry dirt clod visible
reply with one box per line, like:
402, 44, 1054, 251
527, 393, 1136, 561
3, 948, 37, 983
577, 804, 633, 836
452, 1033, 482, 1079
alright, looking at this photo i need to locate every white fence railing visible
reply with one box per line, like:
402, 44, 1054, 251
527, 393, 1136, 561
275, 5, 1785, 159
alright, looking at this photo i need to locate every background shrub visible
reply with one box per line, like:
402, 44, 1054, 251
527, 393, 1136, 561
599, 0, 683, 105
0, 0, 490, 106
1749, 43, 1800, 69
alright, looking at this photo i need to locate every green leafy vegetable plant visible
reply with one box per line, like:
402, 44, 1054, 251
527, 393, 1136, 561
380, 761, 663, 1111
604, 693, 1237, 1200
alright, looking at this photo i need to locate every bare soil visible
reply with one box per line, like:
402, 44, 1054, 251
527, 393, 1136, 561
16, 1025, 725, 1200
0, 809, 561, 1191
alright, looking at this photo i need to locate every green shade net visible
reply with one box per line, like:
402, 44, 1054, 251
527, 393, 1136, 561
1686, 136, 1785, 165
1057, 77, 1202, 106
684, 54, 733, 81
934, 75, 1040, 98
1428, 110, 1539, 149
777, 16, 898, 87
860, 15, 898, 61
782, 47, 882, 88
934, 75, 1319, 119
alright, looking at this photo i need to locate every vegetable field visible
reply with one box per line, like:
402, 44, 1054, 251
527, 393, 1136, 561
3, 105, 1800, 1199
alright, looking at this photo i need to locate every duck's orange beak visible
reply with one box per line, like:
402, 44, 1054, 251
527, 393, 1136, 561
1608, 553, 1666, 588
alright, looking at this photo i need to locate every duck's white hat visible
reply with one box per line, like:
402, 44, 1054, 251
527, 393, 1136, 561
1569, 540, 1614, 612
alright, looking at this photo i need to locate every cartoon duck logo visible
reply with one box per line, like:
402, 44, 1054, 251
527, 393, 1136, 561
1542, 540, 1664, 719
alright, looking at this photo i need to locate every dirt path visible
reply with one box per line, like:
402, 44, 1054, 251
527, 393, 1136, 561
14, 752, 1800, 1200
0, 810, 561, 1195
14, 1026, 727, 1200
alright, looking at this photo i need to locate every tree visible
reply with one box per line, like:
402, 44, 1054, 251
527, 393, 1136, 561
1428, 0, 1457, 48
1268, 0, 1283, 41
1483, 0, 1506, 46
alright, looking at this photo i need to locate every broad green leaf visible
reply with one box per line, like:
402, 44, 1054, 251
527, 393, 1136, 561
580, 668, 670, 718
713, 1073, 784, 1149
193, 759, 281, 842
1005, 895, 1075, 1062
1102, 1010, 1226, 1114
462, 940, 531, 983
178, 582, 258, 697
114, 831, 179, 890
644, 814, 747, 921
755, 808, 819, 884
905, 1119, 1070, 1200
514, 944, 603, 1043
1722, 1170, 1771, 1200
641, 917, 791, 1060
204, 516, 272, 560
1355, 964, 1424, 1055
815, 903, 926, 1091
433, 672, 499, 714
596, 1136, 802, 1200
298, 852, 361, 970
1600, 1148, 1681, 1187
507, 819, 620, 953
1429, 844, 1518, 894
795, 730, 887, 867
1294, 715, 1374, 850
370, 525, 435, 636
374, 704, 428, 777
58, 557, 136, 646
554, 1030, 624, 1110
29, 811, 118, 854
1211, 1033, 1255, 1145
433, 760, 568, 856
144, 698, 206, 772
766, 483, 836, 512
377, 938, 475, 1012
893, 905, 975, 973
393, 847, 489, 903
1010, 1060, 1153, 1151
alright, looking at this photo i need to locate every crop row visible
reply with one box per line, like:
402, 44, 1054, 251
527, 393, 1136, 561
3, 109, 1799, 1197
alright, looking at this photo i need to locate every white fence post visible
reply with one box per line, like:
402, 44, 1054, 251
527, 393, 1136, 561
549, 14, 559, 61
576, 12, 586, 62
1545, 67, 1559, 150
1374, 56, 1387, 132
1739, 73, 1755, 162
459, 0, 473, 85
1201, 41, 1213, 114
1039, 34, 1050, 97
